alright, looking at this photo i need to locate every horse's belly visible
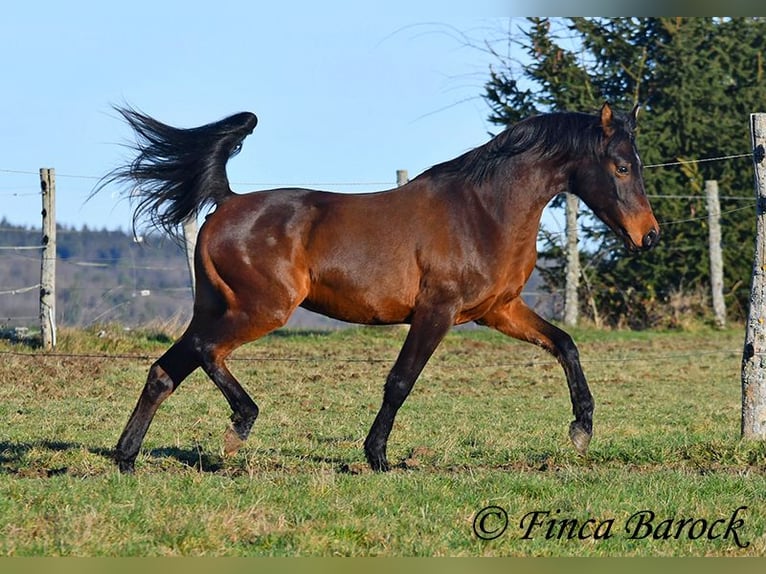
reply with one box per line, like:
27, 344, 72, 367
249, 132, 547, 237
300, 293, 412, 325
302, 273, 416, 325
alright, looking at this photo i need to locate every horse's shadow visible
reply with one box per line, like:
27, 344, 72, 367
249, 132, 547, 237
0, 440, 229, 475
0, 440, 107, 476
1, 439, 571, 475
0, 439, 383, 475
145, 446, 227, 472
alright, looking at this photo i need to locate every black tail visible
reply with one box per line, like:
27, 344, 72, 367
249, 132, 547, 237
98, 106, 257, 238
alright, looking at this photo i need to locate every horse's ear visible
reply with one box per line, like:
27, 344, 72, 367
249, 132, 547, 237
600, 102, 615, 138
630, 103, 641, 127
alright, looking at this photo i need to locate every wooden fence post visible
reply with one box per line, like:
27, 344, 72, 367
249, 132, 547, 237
396, 170, 410, 331
183, 214, 198, 299
705, 180, 726, 328
563, 193, 580, 327
39, 168, 56, 350
742, 113, 766, 440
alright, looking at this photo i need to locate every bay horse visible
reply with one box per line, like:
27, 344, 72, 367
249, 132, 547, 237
102, 102, 659, 473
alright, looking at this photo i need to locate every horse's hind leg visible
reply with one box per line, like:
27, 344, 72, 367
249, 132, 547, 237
195, 349, 259, 456
115, 324, 264, 472
114, 337, 199, 473
189, 308, 291, 457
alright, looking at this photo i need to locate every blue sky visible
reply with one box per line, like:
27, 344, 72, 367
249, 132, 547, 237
1, 0, 523, 232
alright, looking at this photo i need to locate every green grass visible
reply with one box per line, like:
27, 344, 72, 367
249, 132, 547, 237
1, 324, 765, 556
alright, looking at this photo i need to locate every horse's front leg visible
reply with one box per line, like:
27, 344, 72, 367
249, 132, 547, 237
364, 303, 456, 471
478, 298, 594, 455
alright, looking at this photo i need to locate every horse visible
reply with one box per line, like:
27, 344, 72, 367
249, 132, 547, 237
100, 102, 659, 473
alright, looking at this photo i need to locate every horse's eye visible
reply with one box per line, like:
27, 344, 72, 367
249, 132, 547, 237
616, 165, 630, 176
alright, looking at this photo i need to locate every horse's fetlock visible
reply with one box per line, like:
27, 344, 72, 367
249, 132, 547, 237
230, 409, 258, 440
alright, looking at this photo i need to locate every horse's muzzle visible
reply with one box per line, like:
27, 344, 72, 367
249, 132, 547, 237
642, 228, 660, 250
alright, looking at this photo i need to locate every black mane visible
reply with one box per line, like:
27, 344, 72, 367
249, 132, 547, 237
423, 110, 635, 185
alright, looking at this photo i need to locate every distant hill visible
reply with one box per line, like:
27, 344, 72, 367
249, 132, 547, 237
0, 219, 191, 330
0, 219, 556, 331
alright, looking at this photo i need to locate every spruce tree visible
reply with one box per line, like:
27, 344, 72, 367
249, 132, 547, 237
485, 17, 766, 326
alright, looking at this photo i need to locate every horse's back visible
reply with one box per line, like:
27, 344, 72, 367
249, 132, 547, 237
197, 187, 431, 325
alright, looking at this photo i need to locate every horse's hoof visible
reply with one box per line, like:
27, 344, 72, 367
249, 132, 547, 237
370, 459, 390, 472
365, 452, 390, 472
114, 447, 136, 473
117, 459, 135, 474
569, 421, 592, 456
223, 427, 246, 456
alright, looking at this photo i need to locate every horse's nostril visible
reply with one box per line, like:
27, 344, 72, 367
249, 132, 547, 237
642, 228, 659, 249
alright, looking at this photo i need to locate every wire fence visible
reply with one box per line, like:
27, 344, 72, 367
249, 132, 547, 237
0, 146, 759, 330
0, 340, 743, 368
0, 224, 195, 330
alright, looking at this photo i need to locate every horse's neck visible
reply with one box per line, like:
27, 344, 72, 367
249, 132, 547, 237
473, 156, 571, 227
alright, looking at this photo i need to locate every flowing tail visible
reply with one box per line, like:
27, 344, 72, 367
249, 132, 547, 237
98, 106, 258, 237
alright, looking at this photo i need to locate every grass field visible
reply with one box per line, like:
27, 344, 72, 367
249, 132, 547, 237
1, 323, 765, 556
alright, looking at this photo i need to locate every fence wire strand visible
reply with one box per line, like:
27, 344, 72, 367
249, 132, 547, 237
1, 148, 756, 190
644, 153, 753, 169
0, 284, 41, 296
0, 145, 760, 325
0, 346, 743, 367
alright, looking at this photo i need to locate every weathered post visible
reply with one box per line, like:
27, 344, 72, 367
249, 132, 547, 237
396, 169, 410, 331
705, 180, 726, 328
39, 168, 56, 350
742, 113, 766, 439
183, 214, 198, 299
563, 193, 580, 327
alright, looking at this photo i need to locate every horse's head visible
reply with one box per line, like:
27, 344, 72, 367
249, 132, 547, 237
572, 103, 660, 252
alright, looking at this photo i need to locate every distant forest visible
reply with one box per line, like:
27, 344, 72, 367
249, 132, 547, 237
0, 218, 194, 330
0, 219, 352, 331
0, 218, 552, 332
